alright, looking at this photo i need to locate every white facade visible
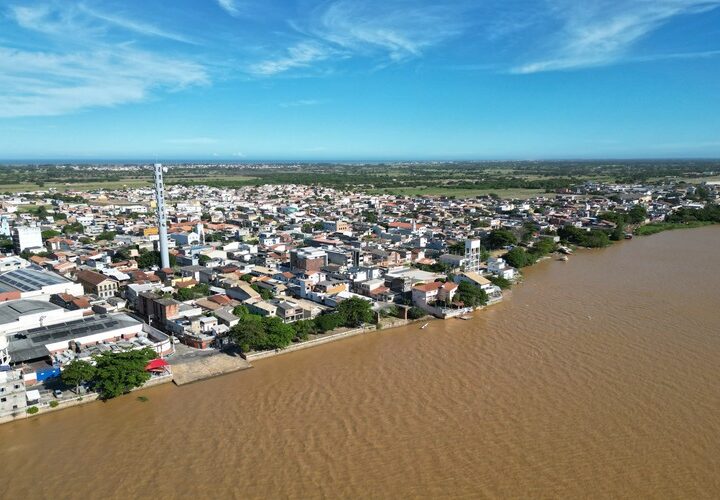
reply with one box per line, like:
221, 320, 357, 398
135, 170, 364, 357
12, 226, 42, 253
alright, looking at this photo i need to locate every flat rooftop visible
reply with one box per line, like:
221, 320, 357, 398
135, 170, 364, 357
0, 267, 70, 293
8, 313, 142, 364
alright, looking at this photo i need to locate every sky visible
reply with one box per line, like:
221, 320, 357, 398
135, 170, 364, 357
1, 0, 719, 161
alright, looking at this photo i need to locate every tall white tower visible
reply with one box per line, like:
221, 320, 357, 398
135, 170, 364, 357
154, 163, 171, 269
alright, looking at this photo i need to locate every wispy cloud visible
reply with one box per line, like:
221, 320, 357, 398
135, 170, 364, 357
164, 137, 219, 145
248, 41, 333, 76
279, 99, 323, 108
217, 0, 243, 17
248, 0, 470, 76
310, 0, 468, 62
78, 5, 198, 44
512, 0, 720, 74
0, 4, 208, 118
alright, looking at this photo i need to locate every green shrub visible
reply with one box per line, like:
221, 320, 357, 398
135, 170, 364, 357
49, 400, 59, 408
26, 406, 39, 414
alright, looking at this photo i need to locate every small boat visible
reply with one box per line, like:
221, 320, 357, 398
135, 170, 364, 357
458, 315, 472, 320
558, 255, 569, 262
624, 233, 633, 240
420, 323, 429, 329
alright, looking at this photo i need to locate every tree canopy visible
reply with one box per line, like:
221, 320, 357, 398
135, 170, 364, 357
485, 229, 517, 250
61, 360, 96, 394
336, 297, 374, 327
93, 348, 157, 399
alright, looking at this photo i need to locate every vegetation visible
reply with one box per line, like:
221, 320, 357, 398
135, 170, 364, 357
49, 400, 59, 408
61, 359, 96, 394
137, 250, 177, 269
26, 406, 39, 415
557, 226, 611, 248
634, 221, 714, 236
455, 281, 488, 308
93, 348, 158, 400
336, 297, 374, 327
229, 315, 295, 351
485, 229, 518, 249
62, 222, 84, 235
41, 229, 61, 240
314, 312, 346, 333
407, 306, 427, 320
666, 203, 720, 224
175, 283, 210, 301
96, 231, 117, 241
488, 276, 512, 289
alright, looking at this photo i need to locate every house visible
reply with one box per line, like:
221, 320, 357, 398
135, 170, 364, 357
76, 269, 118, 299
412, 281, 457, 306
487, 257, 516, 280
273, 300, 304, 323
227, 282, 261, 303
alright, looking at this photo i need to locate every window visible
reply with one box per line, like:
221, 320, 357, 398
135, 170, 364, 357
1, 397, 6, 403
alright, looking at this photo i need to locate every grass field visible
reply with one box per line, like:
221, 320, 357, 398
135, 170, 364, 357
363, 186, 548, 199
2, 175, 258, 193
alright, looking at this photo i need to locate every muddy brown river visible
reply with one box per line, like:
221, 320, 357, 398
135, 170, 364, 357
1, 226, 719, 499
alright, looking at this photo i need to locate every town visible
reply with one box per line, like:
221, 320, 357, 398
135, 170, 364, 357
1, 163, 718, 423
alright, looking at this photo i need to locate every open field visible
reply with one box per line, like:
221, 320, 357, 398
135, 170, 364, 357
2, 175, 257, 194
364, 186, 547, 199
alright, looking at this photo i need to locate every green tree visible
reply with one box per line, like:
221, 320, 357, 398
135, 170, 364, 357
41, 229, 61, 240
485, 229, 517, 249
407, 307, 426, 320
336, 296, 374, 327
292, 319, 315, 341
229, 315, 266, 352
61, 360, 96, 394
627, 205, 648, 224
488, 276, 512, 289
137, 250, 177, 269
610, 222, 625, 241
96, 231, 117, 241
504, 247, 536, 268
314, 312, 345, 333
175, 284, 210, 301
62, 222, 84, 235
456, 281, 488, 308
232, 304, 249, 317
261, 317, 295, 350
93, 348, 157, 400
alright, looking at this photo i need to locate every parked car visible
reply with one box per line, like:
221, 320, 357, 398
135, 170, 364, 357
53, 389, 63, 398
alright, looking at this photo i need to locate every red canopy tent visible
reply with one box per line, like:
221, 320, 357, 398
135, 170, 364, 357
145, 358, 170, 372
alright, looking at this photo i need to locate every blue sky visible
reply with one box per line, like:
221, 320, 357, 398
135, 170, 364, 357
1, 0, 719, 160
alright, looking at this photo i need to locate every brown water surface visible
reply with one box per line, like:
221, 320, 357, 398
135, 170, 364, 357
1, 227, 719, 499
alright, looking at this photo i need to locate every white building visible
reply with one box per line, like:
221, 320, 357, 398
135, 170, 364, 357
12, 226, 43, 253
487, 257, 516, 280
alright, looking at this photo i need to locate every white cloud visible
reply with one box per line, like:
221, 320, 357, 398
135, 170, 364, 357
0, 4, 208, 117
217, 0, 242, 17
78, 5, 198, 44
248, 0, 470, 76
248, 41, 333, 76
512, 0, 720, 73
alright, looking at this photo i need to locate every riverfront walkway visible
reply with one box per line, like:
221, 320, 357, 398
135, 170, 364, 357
169, 345, 252, 385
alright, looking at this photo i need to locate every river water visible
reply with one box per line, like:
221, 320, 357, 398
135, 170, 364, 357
1, 226, 719, 499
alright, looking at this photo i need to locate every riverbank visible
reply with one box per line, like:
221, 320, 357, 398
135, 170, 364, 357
244, 315, 432, 362
0, 373, 172, 426
634, 220, 716, 236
